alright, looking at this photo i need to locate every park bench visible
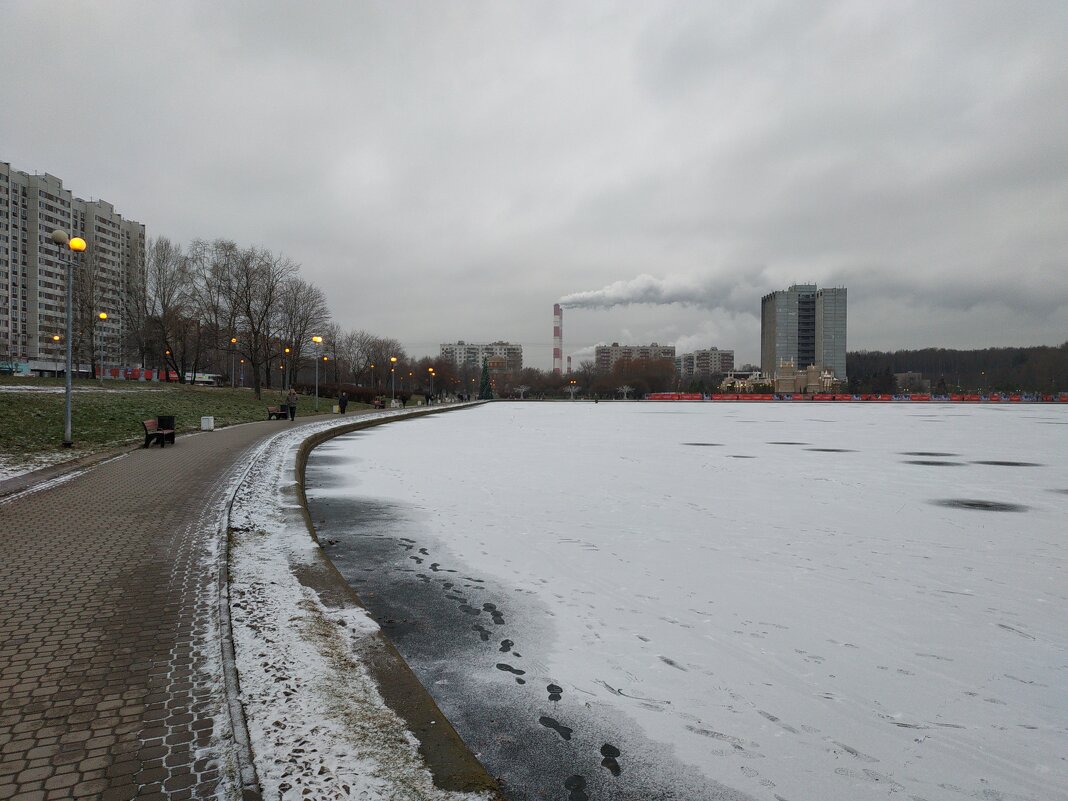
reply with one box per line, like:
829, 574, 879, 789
142, 416, 176, 448
266, 405, 288, 420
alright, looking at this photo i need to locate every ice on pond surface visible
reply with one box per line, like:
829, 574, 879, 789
306, 402, 1068, 801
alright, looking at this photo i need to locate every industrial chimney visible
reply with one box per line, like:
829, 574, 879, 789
553, 304, 563, 375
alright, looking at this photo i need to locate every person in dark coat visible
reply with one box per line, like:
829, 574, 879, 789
338, 391, 348, 414
286, 388, 298, 420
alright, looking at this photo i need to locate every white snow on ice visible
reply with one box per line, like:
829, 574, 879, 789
308, 401, 1068, 801
226, 408, 494, 801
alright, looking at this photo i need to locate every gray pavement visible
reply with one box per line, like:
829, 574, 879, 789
0, 416, 320, 801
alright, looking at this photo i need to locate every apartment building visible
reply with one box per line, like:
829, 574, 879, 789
0, 161, 145, 374
675, 347, 735, 380
594, 342, 676, 372
440, 340, 523, 372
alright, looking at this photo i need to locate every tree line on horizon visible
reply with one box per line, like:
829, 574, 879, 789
846, 343, 1068, 394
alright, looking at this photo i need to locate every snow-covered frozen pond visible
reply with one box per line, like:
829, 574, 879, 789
305, 402, 1067, 801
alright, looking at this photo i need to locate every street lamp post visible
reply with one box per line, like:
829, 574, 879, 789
52, 334, 60, 378
312, 336, 323, 410
388, 356, 397, 407
428, 367, 435, 401
97, 312, 108, 383
230, 337, 237, 389
50, 229, 85, 448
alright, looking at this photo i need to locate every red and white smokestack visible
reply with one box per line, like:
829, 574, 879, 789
553, 303, 563, 375
567, 355, 572, 374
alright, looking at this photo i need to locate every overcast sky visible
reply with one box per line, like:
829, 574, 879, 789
3, 1, 1066, 368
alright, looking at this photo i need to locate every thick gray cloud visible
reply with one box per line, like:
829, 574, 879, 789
2, 1, 1065, 367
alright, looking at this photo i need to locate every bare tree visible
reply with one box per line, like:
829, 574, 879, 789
146, 237, 205, 382
339, 329, 378, 385
231, 247, 296, 398
277, 277, 330, 387
187, 238, 241, 377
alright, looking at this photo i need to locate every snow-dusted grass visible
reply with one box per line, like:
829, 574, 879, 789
308, 402, 1068, 801
227, 408, 494, 801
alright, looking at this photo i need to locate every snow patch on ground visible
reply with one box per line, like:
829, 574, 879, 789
227, 409, 493, 801
0, 451, 81, 483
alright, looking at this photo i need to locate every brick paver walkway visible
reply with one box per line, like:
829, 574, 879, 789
0, 417, 326, 801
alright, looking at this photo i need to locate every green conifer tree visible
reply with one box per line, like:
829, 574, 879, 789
478, 358, 493, 400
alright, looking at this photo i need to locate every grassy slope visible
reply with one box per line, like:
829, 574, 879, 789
0, 377, 360, 461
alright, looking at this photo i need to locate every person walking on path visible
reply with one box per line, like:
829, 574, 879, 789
287, 388, 299, 420
338, 390, 348, 414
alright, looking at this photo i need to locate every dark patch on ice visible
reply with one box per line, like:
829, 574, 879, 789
805, 448, 855, 452
539, 716, 573, 741
970, 460, 1043, 467
496, 662, 525, 676
682, 442, 723, 447
659, 656, 687, 671
547, 683, 563, 702
931, 499, 1029, 512
904, 460, 966, 466
728, 455, 756, 459
564, 774, 588, 800
472, 624, 491, 641
499, 639, 513, 653
1048, 489, 1068, 494
901, 451, 958, 457
482, 602, 505, 624
600, 743, 622, 776
458, 604, 482, 616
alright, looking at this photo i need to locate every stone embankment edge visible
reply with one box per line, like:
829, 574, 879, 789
282, 402, 506, 797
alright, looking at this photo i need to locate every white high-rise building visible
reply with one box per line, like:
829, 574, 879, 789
0, 161, 145, 374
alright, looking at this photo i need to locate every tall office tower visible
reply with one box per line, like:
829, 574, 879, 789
0, 161, 145, 374
761, 283, 846, 379
815, 287, 847, 380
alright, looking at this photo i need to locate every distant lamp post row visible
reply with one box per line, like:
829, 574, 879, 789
49, 229, 86, 447
428, 367, 435, 399
230, 337, 238, 388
